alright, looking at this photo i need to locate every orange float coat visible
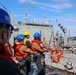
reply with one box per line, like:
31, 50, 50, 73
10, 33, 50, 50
12, 41, 29, 59
31, 39, 45, 53
5, 41, 12, 57
0, 43, 16, 64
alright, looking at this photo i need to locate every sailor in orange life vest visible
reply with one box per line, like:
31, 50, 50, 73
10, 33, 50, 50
12, 34, 35, 75
31, 32, 52, 75
0, 8, 22, 75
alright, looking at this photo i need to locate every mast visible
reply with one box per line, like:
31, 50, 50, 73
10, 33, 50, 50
33, 6, 36, 23
56, 19, 67, 46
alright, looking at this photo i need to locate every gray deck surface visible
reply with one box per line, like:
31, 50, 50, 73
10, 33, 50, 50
29, 63, 66, 75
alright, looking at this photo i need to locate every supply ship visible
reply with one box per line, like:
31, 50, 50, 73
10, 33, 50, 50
10, 20, 76, 75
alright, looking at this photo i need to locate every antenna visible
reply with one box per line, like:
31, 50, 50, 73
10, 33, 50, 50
28, 8, 30, 21
0, 2, 11, 13
33, 6, 36, 22
42, 10, 44, 24
27, 7, 30, 22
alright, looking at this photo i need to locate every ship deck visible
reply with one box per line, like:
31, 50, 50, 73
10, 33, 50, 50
29, 62, 76, 75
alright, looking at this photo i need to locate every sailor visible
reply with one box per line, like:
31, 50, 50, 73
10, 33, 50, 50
12, 34, 35, 75
31, 32, 52, 75
23, 31, 32, 74
0, 8, 22, 75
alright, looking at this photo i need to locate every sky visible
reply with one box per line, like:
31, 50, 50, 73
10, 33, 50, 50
0, 0, 76, 37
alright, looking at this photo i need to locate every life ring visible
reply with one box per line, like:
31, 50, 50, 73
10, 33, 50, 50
50, 48, 63, 62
